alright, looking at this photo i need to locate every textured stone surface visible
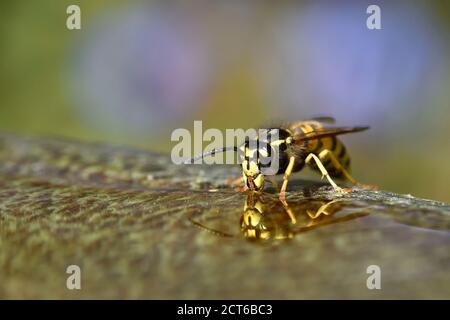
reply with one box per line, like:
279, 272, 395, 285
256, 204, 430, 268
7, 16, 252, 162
0, 133, 449, 299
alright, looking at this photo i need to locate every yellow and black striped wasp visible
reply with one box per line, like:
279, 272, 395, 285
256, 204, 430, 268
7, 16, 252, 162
188, 117, 369, 205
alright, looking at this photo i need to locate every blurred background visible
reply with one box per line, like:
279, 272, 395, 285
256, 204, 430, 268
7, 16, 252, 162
0, 0, 449, 201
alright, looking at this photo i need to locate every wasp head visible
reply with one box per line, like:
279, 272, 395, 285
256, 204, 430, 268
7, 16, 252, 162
242, 157, 265, 191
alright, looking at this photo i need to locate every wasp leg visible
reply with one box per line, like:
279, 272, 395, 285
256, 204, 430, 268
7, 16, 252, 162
306, 199, 349, 219
283, 203, 297, 224
227, 176, 247, 192
317, 150, 378, 190
278, 191, 297, 224
279, 156, 296, 207
305, 153, 347, 193
227, 176, 243, 186
317, 149, 357, 184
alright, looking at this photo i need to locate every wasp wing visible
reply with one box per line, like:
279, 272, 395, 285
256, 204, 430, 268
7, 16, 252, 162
287, 116, 336, 132
293, 126, 369, 143
302, 116, 336, 123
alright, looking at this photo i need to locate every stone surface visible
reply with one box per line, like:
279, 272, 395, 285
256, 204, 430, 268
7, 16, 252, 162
0, 133, 449, 299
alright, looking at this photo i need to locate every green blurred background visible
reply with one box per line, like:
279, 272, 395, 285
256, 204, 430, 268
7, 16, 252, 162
0, 0, 449, 201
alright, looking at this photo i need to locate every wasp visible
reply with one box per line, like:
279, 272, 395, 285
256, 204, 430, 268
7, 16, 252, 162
187, 117, 369, 205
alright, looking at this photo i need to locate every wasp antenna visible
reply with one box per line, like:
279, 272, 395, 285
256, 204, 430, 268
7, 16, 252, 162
184, 146, 238, 164
189, 218, 234, 238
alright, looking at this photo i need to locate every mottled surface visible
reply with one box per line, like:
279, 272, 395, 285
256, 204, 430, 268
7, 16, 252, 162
0, 133, 449, 299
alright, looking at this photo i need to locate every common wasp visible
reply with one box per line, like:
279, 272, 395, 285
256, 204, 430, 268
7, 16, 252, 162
188, 117, 369, 205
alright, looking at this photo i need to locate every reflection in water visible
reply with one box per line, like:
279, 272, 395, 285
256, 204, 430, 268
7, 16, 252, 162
190, 193, 369, 241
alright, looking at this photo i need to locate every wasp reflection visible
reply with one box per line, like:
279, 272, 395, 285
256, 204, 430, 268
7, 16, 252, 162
190, 193, 368, 241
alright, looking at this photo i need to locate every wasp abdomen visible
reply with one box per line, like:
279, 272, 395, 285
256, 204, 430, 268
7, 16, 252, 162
299, 122, 351, 178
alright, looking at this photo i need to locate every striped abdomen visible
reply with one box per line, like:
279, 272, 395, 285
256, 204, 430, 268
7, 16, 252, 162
294, 122, 351, 178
